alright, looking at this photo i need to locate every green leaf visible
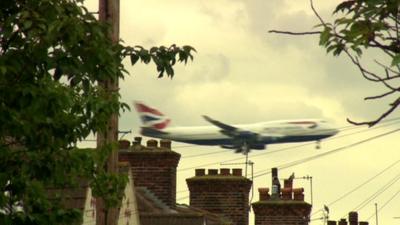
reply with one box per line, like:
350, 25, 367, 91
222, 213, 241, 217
333, 0, 355, 14
23, 20, 33, 29
319, 28, 332, 46
391, 54, 400, 66
130, 54, 139, 65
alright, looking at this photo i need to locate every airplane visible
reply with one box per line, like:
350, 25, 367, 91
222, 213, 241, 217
134, 102, 339, 153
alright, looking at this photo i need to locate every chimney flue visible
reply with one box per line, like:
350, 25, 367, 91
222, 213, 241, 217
134, 136, 142, 145
348, 212, 358, 225
293, 188, 304, 201
118, 140, 130, 149
160, 139, 171, 149
195, 169, 205, 176
281, 187, 292, 200
232, 168, 242, 176
220, 168, 230, 175
258, 188, 270, 201
338, 218, 348, 225
271, 168, 281, 199
284, 179, 293, 189
208, 169, 218, 175
146, 139, 158, 148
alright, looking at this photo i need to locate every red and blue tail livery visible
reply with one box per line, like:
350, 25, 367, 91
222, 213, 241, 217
134, 102, 170, 130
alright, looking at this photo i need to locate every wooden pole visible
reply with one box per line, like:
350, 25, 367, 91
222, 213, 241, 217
97, 0, 120, 225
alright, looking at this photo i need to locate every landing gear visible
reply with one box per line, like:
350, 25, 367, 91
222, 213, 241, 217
242, 142, 250, 177
241, 141, 250, 154
316, 140, 321, 150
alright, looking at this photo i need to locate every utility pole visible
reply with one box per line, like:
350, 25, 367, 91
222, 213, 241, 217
375, 203, 378, 225
97, 0, 120, 225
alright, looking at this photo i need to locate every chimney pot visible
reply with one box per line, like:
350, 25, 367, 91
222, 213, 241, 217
232, 168, 242, 176
284, 179, 293, 189
118, 139, 130, 149
293, 188, 304, 201
160, 139, 171, 149
220, 168, 230, 175
258, 188, 270, 201
281, 187, 292, 200
271, 167, 278, 178
338, 218, 348, 225
134, 136, 142, 145
146, 139, 158, 148
348, 211, 358, 225
292, 188, 304, 194
195, 169, 205, 176
208, 169, 218, 175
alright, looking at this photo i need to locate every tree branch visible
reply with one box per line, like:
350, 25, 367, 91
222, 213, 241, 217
343, 49, 399, 91
347, 97, 400, 127
310, 0, 325, 26
365, 89, 397, 100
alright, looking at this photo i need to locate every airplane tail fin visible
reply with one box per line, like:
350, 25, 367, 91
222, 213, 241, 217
134, 101, 171, 130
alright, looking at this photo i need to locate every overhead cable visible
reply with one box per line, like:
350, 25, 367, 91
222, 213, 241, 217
252, 128, 400, 178
311, 159, 400, 216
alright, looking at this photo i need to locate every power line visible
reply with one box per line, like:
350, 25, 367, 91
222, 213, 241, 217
181, 149, 231, 159
367, 188, 400, 221
253, 128, 400, 179
311, 159, 400, 216
352, 171, 400, 212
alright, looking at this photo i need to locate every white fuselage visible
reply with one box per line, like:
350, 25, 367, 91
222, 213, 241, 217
141, 119, 339, 148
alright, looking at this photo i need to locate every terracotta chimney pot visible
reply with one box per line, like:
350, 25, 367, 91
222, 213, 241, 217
281, 187, 292, 200
146, 139, 158, 148
134, 136, 142, 145
232, 168, 242, 176
348, 211, 358, 225
327, 221, 337, 225
293, 188, 304, 201
160, 139, 171, 149
258, 188, 270, 201
284, 179, 293, 189
220, 168, 230, 175
338, 218, 348, 225
195, 169, 205, 176
208, 169, 218, 175
118, 139, 130, 149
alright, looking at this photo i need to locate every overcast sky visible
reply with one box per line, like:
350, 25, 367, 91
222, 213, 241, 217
83, 1, 400, 224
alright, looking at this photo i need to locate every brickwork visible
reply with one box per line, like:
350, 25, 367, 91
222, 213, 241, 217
252, 169, 312, 225
252, 201, 311, 225
119, 139, 181, 208
46, 179, 88, 210
186, 168, 252, 225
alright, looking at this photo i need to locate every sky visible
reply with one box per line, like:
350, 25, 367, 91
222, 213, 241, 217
82, 1, 400, 224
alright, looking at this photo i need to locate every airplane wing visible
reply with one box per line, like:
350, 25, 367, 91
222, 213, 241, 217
202, 115, 287, 153
202, 115, 258, 139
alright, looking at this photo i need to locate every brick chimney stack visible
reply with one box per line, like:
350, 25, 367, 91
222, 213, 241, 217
118, 138, 180, 208
186, 168, 252, 225
252, 169, 312, 225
